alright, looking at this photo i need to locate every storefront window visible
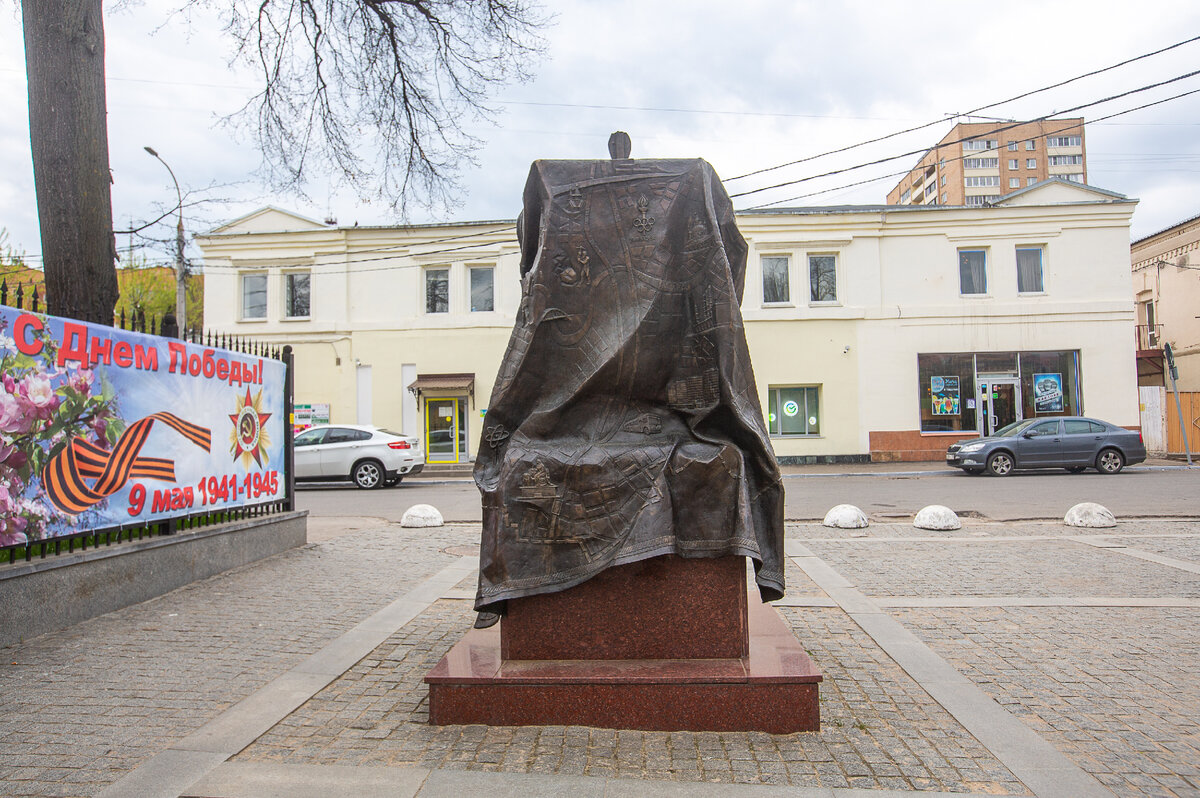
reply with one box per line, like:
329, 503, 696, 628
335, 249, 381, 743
767, 386, 820, 436
918, 353, 977, 432
1020, 351, 1079, 417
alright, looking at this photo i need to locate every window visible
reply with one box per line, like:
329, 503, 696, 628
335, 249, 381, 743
294, 428, 326, 447
1064, 419, 1106, 435
965, 195, 987, 207
1026, 140, 1036, 150
324, 427, 372, 443
767, 386, 820, 436
942, 192, 948, 203
1049, 155, 1084, 166
1007, 142, 1018, 152
808, 255, 837, 303
762, 256, 790, 304
965, 176, 999, 187
964, 157, 999, 169
469, 266, 494, 312
941, 175, 947, 187
284, 272, 310, 318
1060, 173, 1084, 183
1009, 178, 1021, 188
958, 249, 987, 294
1016, 246, 1044, 293
899, 188, 911, 203
1020, 350, 1080, 417
1046, 135, 1082, 147
918, 353, 976, 432
241, 273, 267, 320
425, 268, 449, 313
1026, 158, 1037, 169
963, 139, 998, 151
1027, 177, 1037, 186
1008, 159, 1018, 170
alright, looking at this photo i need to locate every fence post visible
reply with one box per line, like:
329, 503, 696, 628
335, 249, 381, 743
283, 345, 295, 512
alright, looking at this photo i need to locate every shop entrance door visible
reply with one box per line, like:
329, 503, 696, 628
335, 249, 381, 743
977, 379, 1021, 436
425, 397, 465, 463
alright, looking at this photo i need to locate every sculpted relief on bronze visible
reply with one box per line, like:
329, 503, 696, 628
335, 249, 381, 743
473, 136, 784, 627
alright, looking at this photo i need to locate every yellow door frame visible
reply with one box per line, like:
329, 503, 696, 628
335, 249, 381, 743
424, 396, 461, 463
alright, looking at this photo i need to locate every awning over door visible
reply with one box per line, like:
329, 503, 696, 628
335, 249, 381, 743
407, 373, 475, 404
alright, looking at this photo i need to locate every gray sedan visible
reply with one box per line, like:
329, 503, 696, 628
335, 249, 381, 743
945, 417, 1147, 476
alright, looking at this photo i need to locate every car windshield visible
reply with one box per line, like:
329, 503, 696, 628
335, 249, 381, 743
994, 419, 1039, 437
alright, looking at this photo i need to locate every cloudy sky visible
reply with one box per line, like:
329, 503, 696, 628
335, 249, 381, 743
2, 1, 1199, 270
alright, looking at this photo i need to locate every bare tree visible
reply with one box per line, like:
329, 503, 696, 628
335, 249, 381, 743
199, 0, 547, 213
20, 0, 546, 324
22, 0, 120, 324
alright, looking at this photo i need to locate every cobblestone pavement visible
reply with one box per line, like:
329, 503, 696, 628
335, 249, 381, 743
0, 519, 1196, 797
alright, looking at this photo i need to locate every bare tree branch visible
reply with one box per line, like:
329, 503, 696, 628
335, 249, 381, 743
189, 0, 548, 215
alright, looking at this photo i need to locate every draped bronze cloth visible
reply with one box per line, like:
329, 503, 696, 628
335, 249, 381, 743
473, 157, 784, 623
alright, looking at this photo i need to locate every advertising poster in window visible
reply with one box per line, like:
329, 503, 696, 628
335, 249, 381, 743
930, 375, 960, 416
0, 305, 286, 546
294, 402, 330, 434
1033, 373, 1064, 413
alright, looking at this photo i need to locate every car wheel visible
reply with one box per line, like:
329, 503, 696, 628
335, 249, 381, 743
1065, 466, 1087, 474
986, 451, 1014, 476
1095, 448, 1124, 475
352, 460, 385, 489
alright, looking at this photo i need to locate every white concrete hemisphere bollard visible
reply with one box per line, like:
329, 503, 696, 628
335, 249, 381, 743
401, 504, 444, 528
823, 504, 869, 529
1064, 502, 1116, 528
913, 504, 961, 531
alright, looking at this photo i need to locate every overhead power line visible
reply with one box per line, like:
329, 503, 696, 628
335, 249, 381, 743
744, 86, 1200, 209
729, 68, 1200, 200
724, 33, 1200, 183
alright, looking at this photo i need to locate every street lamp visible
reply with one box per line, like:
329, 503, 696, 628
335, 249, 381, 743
144, 146, 186, 337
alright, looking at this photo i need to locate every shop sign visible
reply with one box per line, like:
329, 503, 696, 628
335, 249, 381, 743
294, 402, 330, 433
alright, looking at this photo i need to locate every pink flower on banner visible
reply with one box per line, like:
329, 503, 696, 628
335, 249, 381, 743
0, 391, 34, 435
20, 373, 60, 419
69, 368, 95, 396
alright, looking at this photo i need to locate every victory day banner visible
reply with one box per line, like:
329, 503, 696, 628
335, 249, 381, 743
0, 305, 285, 546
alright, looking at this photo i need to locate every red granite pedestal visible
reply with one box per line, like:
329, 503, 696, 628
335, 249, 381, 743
425, 555, 822, 733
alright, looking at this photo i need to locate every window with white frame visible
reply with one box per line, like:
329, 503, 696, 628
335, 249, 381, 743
1009, 177, 1021, 188
899, 188, 911, 203
964, 157, 999, 169
942, 191, 948, 203
1046, 135, 1082, 147
962, 139, 998, 151
958, 249, 987, 294
964, 195, 987, 207
1049, 155, 1084, 166
808, 254, 837, 303
762, 256, 790, 304
941, 175, 946, 187
1016, 246, 1044, 293
469, 266, 494, 312
965, 176, 999, 187
284, 272, 310, 318
1026, 158, 1037, 169
1026, 140, 1036, 150
924, 183, 937, 198
425, 267, 449, 313
1007, 142, 1018, 152
1008, 159, 1018, 170
241, 273, 267, 320
1060, 173, 1085, 183
767, 386, 821, 436
1027, 177, 1037, 186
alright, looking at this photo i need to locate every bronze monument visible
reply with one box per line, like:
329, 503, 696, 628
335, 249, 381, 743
473, 133, 785, 626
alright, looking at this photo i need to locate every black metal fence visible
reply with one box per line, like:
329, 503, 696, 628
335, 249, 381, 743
1, 287, 296, 565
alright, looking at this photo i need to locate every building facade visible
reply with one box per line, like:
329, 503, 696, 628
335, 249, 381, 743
198, 181, 1138, 464
1131, 211, 1200, 391
886, 119, 1087, 208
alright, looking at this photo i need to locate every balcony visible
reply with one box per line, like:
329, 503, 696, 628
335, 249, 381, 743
1136, 323, 1163, 352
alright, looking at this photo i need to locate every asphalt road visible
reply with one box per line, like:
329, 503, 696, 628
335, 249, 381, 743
295, 465, 1200, 523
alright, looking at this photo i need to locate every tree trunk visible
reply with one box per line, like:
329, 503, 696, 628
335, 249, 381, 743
23, 0, 118, 325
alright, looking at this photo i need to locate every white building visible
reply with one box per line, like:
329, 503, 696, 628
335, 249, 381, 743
197, 179, 1139, 464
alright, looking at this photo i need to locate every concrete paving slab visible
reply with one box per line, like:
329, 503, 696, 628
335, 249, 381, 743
184, 762, 430, 797
415, 768, 607, 797
96, 750, 228, 798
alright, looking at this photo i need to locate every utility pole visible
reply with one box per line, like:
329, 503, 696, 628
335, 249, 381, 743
1165, 343, 1192, 466
143, 146, 186, 336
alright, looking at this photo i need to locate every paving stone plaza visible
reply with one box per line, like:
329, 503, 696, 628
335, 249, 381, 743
1, 516, 1197, 797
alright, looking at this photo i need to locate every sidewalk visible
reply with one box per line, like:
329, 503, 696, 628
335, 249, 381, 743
1, 516, 1197, 797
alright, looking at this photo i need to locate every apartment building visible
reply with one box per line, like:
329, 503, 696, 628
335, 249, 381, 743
197, 179, 1137, 464
886, 119, 1087, 208
1131, 211, 1200, 390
